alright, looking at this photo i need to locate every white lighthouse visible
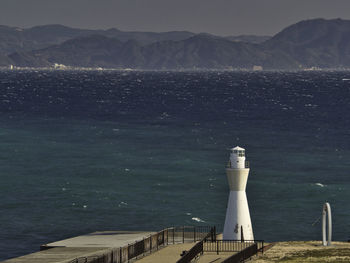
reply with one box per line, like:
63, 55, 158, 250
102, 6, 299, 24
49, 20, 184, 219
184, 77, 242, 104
223, 146, 254, 241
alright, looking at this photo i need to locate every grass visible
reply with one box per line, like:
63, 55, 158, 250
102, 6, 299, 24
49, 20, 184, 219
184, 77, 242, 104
279, 248, 350, 262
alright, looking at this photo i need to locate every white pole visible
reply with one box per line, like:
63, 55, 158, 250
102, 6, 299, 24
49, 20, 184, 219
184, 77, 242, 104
322, 202, 332, 246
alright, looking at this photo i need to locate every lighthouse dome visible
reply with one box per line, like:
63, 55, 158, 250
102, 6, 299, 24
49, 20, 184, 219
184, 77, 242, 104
231, 146, 245, 157
231, 146, 245, 151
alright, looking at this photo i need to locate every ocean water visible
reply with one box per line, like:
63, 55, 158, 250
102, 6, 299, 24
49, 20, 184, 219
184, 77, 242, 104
0, 70, 349, 260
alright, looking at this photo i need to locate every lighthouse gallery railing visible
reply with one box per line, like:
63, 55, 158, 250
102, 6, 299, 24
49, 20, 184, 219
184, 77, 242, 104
227, 161, 249, 168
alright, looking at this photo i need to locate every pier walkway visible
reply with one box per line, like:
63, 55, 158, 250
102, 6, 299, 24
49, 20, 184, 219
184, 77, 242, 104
134, 246, 234, 263
1, 226, 213, 263
43, 231, 156, 249
134, 243, 194, 263
2, 231, 155, 263
2, 247, 110, 263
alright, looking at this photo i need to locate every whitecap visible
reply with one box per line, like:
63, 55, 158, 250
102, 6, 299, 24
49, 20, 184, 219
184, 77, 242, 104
192, 217, 205, 223
118, 201, 128, 207
315, 183, 325, 187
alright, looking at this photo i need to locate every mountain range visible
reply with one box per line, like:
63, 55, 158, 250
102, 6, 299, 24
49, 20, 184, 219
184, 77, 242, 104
1, 18, 350, 70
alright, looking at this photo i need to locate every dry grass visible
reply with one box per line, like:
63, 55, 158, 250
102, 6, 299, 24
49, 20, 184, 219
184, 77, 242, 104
252, 241, 350, 263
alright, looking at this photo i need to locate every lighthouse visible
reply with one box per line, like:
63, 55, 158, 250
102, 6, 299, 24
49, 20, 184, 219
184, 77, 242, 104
223, 146, 254, 241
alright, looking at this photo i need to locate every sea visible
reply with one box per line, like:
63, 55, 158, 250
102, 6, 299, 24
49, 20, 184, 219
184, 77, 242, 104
0, 70, 349, 260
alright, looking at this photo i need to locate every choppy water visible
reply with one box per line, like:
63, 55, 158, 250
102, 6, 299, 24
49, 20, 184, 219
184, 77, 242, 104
0, 70, 350, 260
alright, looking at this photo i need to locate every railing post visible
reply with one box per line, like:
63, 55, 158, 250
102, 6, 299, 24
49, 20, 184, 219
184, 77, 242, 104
127, 244, 129, 263
143, 238, 145, 257
242, 245, 245, 261
183, 226, 185, 243
194, 226, 196, 242
150, 235, 152, 252
157, 233, 159, 250
262, 241, 264, 255
217, 240, 219, 255
173, 227, 175, 244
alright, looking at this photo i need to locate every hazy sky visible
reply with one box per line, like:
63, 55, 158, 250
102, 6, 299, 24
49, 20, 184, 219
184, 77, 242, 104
1, 0, 350, 36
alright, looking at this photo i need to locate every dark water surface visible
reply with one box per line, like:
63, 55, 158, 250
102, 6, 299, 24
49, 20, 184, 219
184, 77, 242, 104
0, 70, 349, 260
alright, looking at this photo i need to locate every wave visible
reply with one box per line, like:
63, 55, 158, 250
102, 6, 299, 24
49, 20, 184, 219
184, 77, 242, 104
191, 217, 205, 223
314, 183, 326, 187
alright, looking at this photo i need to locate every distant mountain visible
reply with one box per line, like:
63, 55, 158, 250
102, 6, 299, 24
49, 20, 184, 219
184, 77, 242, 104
7, 35, 253, 68
140, 34, 265, 69
9, 35, 139, 68
0, 24, 270, 56
4, 19, 350, 69
0, 25, 95, 55
263, 18, 350, 68
102, 28, 195, 46
0, 24, 196, 55
225, 35, 270, 44
8, 34, 296, 69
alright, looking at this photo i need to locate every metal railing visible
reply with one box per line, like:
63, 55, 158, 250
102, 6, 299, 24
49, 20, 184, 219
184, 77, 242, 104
176, 240, 204, 263
226, 161, 249, 169
222, 243, 258, 263
204, 240, 264, 254
67, 229, 263, 263
172, 225, 216, 243
176, 227, 216, 263
126, 227, 168, 260
67, 226, 216, 263
68, 255, 106, 263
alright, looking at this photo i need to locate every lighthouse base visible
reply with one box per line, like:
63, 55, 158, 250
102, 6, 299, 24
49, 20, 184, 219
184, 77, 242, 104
223, 190, 254, 240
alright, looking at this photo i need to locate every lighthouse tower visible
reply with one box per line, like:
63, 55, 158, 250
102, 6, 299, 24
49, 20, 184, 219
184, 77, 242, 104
223, 146, 254, 241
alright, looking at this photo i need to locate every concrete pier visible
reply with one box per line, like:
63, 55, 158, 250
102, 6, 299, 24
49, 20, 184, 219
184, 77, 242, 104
2, 231, 155, 263
1, 227, 214, 263
2, 247, 111, 263
42, 231, 156, 249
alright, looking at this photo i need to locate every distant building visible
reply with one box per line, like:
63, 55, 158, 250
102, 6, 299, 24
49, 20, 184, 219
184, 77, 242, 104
304, 66, 321, 71
53, 63, 68, 70
252, 65, 263, 71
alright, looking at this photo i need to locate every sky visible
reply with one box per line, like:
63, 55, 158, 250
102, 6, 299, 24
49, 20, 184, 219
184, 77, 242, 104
1, 0, 350, 36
